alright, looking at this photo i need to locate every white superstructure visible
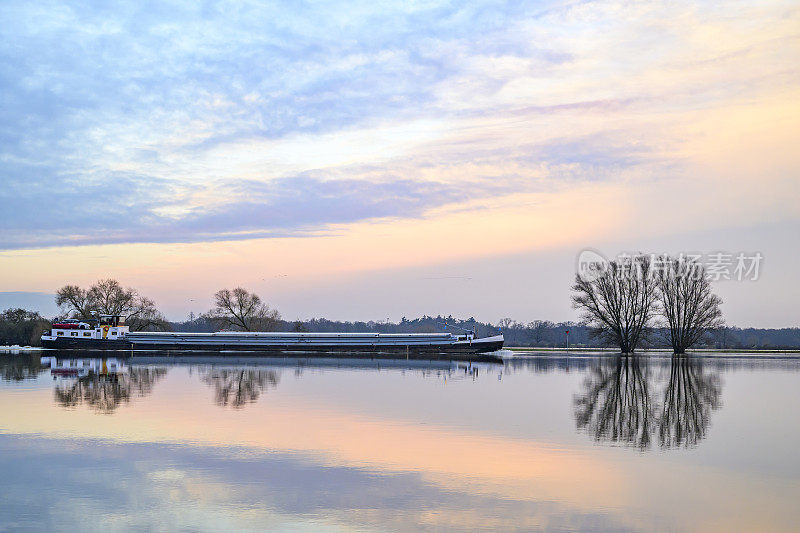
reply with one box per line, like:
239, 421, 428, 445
41, 315, 129, 344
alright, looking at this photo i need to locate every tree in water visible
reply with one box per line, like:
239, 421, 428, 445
55, 279, 170, 331
572, 255, 658, 354
655, 256, 724, 354
206, 287, 281, 331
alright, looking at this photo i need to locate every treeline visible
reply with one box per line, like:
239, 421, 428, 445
173, 315, 502, 337
0, 309, 51, 347
490, 321, 800, 349
168, 315, 800, 350
2, 278, 798, 350
1, 307, 798, 348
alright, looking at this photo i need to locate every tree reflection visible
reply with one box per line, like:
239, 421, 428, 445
574, 356, 655, 448
201, 368, 280, 408
658, 356, 721, 448
574, 356, 721, 449
129, 367, 168, 397
54, 367, 167, 414
0, 354, 46, 381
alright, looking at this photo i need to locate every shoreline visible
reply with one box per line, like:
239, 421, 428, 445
4, 345, 800, 360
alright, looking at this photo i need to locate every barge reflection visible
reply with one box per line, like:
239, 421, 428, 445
36, 353, 726, 445
40, 355, 499, 412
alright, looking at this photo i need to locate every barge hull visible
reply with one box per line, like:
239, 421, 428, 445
42, 337, 504, 355
41, 338, 131, 350
126, 340, 504, 354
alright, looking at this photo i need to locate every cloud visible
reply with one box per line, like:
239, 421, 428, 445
0, 433, 636, 531
1, 0, 797, 250
0, 168, 521, 249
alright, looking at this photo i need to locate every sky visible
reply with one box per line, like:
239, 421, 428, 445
0, 0, 798, 326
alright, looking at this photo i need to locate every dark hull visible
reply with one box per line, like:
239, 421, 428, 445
42, 338, 131, 350
42, 338, 505, 357
126, 354, 505, 365
128, 340, 505, 355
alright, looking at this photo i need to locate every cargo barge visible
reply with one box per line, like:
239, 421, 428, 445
41, 315, 504, 356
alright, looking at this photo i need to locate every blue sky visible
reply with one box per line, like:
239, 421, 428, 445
2, 0, 559, 247
0, 0, 798, 325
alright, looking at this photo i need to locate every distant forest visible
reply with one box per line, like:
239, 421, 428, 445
171, 314, 800, 350
1, 308, 798, 349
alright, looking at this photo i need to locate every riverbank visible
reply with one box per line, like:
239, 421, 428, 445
0, 346, 44, 353
506, 347, 800, 357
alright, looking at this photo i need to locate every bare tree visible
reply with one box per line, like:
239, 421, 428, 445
572, 255, 658, 354
655, 257, 723, 354
497, 317, 516, 330
55, 279, 170, 331
207, 287, 281, 331
54, 285, 93, 319
497, 317, 518, 344
528, 320, 553, 347
88, 279, 138, 316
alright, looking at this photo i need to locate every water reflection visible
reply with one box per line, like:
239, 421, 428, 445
0, 353, 46, 381
52, 360, 167, 414
200, 368, 280, 408
574, 356, 655, 448
39, 355, 498, 412
2, 353, 800, 531
658, 356, 722, 447
574, 356, 722, 449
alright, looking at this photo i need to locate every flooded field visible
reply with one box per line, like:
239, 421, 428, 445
1, 352, 799, 532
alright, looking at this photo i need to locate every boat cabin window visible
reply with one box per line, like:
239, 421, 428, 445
99, 315, 124, 327
71, 332, 78, 336
83, 332, 91, 337
57, 331, 64, 336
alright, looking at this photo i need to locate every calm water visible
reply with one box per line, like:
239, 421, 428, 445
1, 352, 799, 532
